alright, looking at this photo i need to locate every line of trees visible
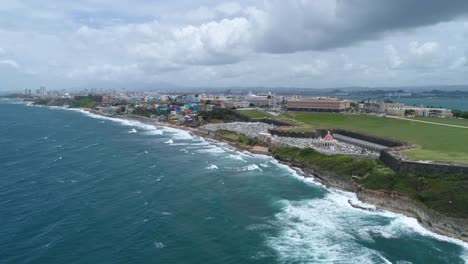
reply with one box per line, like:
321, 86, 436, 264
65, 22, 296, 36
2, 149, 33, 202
452, 110, 468, 119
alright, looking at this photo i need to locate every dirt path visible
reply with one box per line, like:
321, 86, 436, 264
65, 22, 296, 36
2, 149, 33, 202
386, 116, 468, 129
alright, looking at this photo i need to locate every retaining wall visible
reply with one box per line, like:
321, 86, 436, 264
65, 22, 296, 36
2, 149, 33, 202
380, 149, 468, 175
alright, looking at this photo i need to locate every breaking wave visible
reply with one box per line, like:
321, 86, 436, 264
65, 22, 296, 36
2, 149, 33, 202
238, 164, 263, 172
206, 164, 218, 170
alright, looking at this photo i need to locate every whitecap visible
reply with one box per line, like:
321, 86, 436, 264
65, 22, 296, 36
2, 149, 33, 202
206, 164, 218, 170
128, 128, 137, 133
228, 154, 247, 162
160, 212, 172, 216
161, 126, 193, 140
154, 242, 165, 249
238, 164, 263, 172
165, 139, 173, 144
195, 147, 226, 154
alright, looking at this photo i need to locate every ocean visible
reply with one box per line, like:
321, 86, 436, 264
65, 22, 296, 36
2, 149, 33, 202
392, 98, 468, 111
1, 99, 467, 264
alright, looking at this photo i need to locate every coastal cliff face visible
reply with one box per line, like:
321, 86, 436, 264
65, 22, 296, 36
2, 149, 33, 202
357, 189, 468, 242
273, 155, 468, 243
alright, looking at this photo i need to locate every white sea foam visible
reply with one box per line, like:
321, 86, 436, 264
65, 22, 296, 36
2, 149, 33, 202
206, 164, 218, 170
63, 108, 167, 136
154, 242, 165, 249
165, 139, 173, 144
238, 164, 263, 172
267, 193, 402, 263
161, 126, 193, 140
267, 187, 468, 263
128, 128, 137, 133
270, 158, 323, 187
159, 212, 172, 216
227, 154, 247, 162
195, 146, 226, 154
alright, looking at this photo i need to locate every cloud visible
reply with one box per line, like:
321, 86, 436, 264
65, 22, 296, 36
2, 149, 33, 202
2, 0, 468, 90
75, 16, 252, 68
450, 56, 467, 69
409, 41, 439, 55
0, 59, 19, 69
384, 44, 403, 69
67, 63, 141, 81
292, 60, 329, 77
254, 0, 468, 53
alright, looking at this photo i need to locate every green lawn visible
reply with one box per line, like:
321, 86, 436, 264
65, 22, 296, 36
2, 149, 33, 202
216, 130, 249, 144
215, 130, 266, 147
237, 109, 274, 119
280, 112, 468, 164
414, 117, 468, 127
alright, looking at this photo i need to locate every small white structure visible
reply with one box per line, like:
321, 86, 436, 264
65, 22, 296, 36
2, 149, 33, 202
313, 131, 338, 147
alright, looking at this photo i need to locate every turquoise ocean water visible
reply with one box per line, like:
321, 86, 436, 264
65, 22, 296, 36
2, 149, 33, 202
0, 100, 467, 264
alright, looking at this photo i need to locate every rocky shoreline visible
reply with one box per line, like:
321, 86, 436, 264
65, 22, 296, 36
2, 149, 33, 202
275, 157, 468, 243
86, 109, 468, 243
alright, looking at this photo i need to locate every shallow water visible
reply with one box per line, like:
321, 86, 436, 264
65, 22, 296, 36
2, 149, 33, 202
1, 100, 467, 264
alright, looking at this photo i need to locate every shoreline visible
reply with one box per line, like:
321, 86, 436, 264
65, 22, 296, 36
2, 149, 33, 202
81, 108, 468, 244
22, 103, 466, 246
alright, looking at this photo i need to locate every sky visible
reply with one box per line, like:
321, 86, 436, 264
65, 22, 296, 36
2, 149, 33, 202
1, 0, 468, 91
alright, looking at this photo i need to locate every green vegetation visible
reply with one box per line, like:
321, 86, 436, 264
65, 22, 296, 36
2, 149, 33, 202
279, 112, 468, 164
452, 109, 468, 119
33, 98, 51, 105
237, 109, 274, 119
272, 147, 468, 218
414, 117, 468, 127
71, 98, 97, 108
215, 130, 266, 147
199, 109, 246, 123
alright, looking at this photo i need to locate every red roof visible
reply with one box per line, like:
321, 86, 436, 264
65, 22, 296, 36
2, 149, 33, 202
323, 132, 334, 141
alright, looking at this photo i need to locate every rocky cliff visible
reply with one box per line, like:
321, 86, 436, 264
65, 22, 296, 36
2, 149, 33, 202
273, 155, 468, 243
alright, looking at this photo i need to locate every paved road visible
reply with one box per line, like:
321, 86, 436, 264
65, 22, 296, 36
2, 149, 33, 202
386, 116, 468, 129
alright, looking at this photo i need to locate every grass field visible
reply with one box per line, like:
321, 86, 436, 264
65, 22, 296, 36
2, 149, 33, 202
215, 130, 266, 147
414, 117, 468, 127
237, 109, 274, 119
279, 112, 468, 164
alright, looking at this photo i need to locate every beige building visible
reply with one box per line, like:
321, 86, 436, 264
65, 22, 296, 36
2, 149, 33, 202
363, 101, 403, 113
287, 97, 351, 112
